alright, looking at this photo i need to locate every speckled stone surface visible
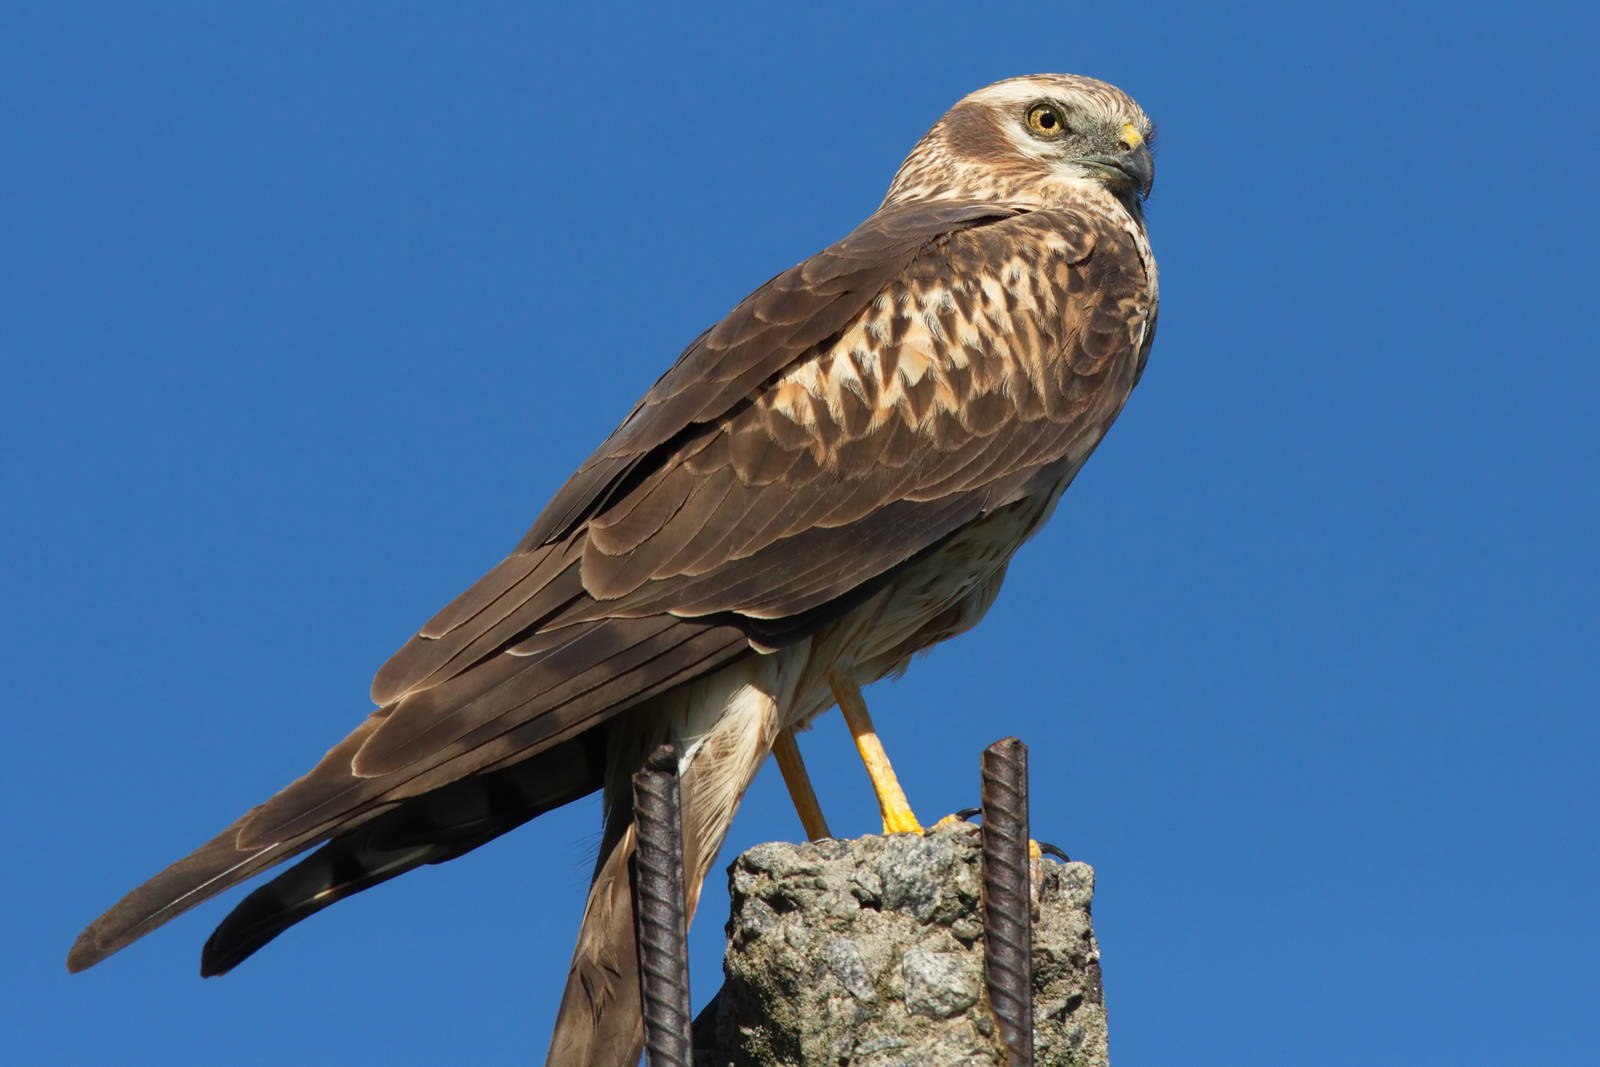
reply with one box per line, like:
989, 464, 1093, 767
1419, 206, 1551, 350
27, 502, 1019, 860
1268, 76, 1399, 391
693, 822, 1108, 1066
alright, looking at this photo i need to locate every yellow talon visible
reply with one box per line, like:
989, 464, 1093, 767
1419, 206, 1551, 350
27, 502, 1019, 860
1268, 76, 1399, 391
881, 801, 925, 836
830, 672, 925, 835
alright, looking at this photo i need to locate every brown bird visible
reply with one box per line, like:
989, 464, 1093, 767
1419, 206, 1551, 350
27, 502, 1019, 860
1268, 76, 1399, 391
69, 73, 1159, 1066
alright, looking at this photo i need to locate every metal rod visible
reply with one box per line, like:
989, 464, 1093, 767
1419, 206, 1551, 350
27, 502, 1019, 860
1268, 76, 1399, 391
631, 744, 693, 1067
981, 737, 1034, 1066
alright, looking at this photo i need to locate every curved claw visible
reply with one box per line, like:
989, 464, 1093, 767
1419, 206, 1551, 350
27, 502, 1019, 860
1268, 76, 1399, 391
1035, 840, 1071, 863
939, 809, 1068, 861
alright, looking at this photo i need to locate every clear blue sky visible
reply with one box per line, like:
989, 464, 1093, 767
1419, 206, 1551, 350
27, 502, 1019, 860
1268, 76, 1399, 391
5, 3, 1596, 1064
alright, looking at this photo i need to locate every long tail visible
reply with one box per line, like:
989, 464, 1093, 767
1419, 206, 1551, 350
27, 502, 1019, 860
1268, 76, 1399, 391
201, 740, 603, 975
68, 732, 603, 975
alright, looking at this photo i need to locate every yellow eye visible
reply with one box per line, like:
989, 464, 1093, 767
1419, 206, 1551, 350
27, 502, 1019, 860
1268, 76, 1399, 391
1026, 103, 1068, 138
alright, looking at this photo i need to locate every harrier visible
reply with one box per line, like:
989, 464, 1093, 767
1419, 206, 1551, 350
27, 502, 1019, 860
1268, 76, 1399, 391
70, 74, 1159, 1066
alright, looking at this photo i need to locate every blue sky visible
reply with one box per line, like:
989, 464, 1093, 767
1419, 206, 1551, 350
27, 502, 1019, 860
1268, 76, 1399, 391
5, 3, 1597, 1064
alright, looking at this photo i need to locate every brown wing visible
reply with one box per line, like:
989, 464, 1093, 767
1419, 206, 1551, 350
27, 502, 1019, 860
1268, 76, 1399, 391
513, 200, 1024, 553
366, 200, 1020, 710
66, 201, 1019, 972
66, 609, 748, 971
357, 204, 1155, 776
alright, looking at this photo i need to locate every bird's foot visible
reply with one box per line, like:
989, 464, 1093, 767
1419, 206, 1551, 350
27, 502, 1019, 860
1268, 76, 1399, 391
879, 798, 925, 835
830, 672, 929, 836
944, 806, 1070, 861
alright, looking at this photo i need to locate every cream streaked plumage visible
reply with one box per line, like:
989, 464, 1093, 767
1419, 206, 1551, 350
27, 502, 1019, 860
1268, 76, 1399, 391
69, 74, 1159, 1067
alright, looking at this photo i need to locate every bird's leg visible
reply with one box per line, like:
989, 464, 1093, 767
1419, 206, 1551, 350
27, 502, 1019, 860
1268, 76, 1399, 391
829, 671, 924, 835
771, 728, 832, 841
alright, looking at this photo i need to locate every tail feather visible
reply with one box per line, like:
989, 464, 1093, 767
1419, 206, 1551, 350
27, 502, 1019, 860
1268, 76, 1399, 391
201, 738, 602, 975
67, 729, 602, 975
66, 722, 386, 974
66, 811, 370, 975
546, 658, 782, 1066
201, 823, 440, 978
546, 822, 645, 1067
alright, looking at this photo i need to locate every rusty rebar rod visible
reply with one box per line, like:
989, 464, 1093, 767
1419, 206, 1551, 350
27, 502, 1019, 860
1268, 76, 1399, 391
631, 744, 692, 1067
981, 737, 1034, 1066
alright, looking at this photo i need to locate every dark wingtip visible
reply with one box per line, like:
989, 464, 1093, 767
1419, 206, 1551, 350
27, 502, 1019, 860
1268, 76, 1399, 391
197, 880, 312, 978
66, 934, 100, 974
198, 943, 233, 978
62, 815, 316, 979
68, 914, 131, 974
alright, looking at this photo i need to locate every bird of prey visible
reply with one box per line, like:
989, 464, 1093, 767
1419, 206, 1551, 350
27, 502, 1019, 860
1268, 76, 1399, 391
69, 73, 1158, 1066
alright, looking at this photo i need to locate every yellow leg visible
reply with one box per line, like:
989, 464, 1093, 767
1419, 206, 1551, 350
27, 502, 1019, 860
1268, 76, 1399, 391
772, 729, 832, 841
830, 672, 924, 834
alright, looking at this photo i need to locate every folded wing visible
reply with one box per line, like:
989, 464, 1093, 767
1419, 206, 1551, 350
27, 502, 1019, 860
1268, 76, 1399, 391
69, 199, 1154, 973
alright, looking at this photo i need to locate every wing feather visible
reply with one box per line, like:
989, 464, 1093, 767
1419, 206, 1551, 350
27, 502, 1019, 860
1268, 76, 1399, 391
515, 201, 1022, 550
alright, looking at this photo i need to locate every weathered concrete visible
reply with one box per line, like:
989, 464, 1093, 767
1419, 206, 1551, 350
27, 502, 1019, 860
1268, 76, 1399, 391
694, 822, 1108, 1066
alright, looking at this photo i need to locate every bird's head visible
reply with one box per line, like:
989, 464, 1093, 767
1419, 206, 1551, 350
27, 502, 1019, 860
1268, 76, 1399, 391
883, 74, 1155, 212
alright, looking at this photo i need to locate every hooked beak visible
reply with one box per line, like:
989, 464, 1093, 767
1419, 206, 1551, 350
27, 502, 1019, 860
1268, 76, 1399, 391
1081, 123, 1155, 200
